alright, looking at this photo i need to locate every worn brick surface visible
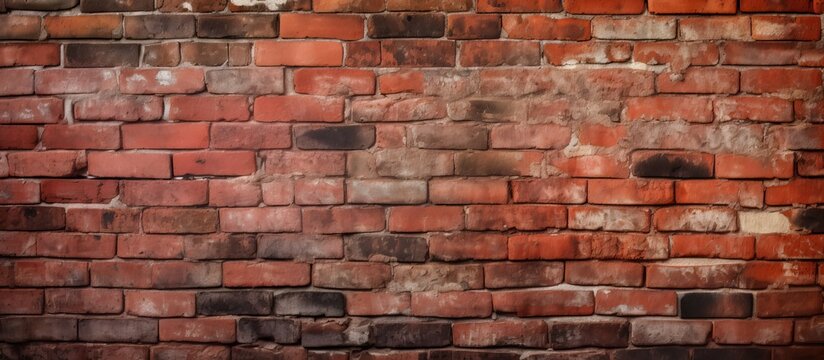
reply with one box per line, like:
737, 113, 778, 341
1, 1, 822, 357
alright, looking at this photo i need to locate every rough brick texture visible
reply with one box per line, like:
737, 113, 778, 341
0, 0, 823, 358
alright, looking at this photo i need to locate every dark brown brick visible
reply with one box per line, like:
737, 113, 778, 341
295, 125, 376, 150
346, 41, 381, 67
274, 292, 345, 317
65, 43, 140, 68
614, 348, 689, 360
429, 350, 520, 360
381, 40, 456, 67
183, 234, 256, 260
680, 292, 753, 318
196, 15, 278, 38
0, 15, 41, 40
80, 0, 153, 12
197, 291, 272, 316
124, 15, 195, 39
631, 151, 714, 179
549, 320, 629, 349
0, 207, 65, 231
0, 317, 77, 342
180, 42, 227, 66
5, 0, 78, 10
78, 319, 157, 343
368, 13, 445, 38
257, 234, 343, 260
447, 14, 501, 39
302, 319, 371, 348
344, 234, 428, 262
157, 0, 226, 12
693, 348, 770, 360
237, 318, 300, 344
371, 321, 451, 348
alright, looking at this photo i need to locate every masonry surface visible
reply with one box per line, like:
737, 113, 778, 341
0, 0, 823, 359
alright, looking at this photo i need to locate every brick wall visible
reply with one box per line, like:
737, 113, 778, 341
1, 0, 823, 358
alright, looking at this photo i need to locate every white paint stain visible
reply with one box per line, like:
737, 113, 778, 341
229, 0, 289, 10
155, 70, 175, 86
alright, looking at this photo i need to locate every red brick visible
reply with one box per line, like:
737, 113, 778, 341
14, 259, 88, 287
453, 320, 547, 348
766, 179, 824, 205
88, 262, 147, 288
379, 71, 424, 94
294, 68, 375, 96
589, 179, 673, 205
657, 68, 739, 94
757, 234, 824, 259
120, 68, 205, 94
671, 234, 755, 259
429, 179, 507, 204
44, 15, 122, 39
42, 124, 120, 150
0, 206, 65, 231
723, 42, 801, 66
753, 15, 821, 41
0, 289, 43, 314
675, 180, 763, 208
344, 292, 410, 316
545, 41, 631, 66
159, 319, 235, 343
36, 233, 116, 259
0, 69, 33, 96
387, 0, 470, 11
313, 262, 391, 289
345, 40, 381, 67
151, 262, 221, 289
742, 68, 822, 96
0, 179, 39, 204
303, 207, 385, 234
799, 152, 824, 176
771, 125, 824, 150
477, 0, 561, 13
739, 261, 816, 289
713, 319, 793, 345
0, 97, 64, 124
313, 0, 384, 12
266, 151, 345, 176
411, 291, 492, 318
503, 15, 590, 40
714, 96, 794, 123
168, 95, 249, 121
88, 152, 171, 179
347, 179, 426, 204
73, 95, 163, 122
121, 180, 207, 206
66, 208, 140, 233
646, 261, 744, 289
634, 42, 719, 72
223, 261, 310, 287
716, 153, 794, 179
564, 0, 644, 14
624, 96, 713, 123
210, 123, 291, 150
41, 180, 118, 204
654, 207, 738, 233
142, 208, 217, 234
125, 290, 195, 317
45, 288, 122, 314
0, 125, 37, 149
756, 289, 823, 317
294, 178, 343, 205
388, 206, 464, 232
254, 95, 344, 122
508, 233, 590, 260
649, 0, 736, 13
0, 232, 36, 257
0, 43, 60, 67
569, 206, 651, 232
219, 207, 301, 233
208, 180, 262, 207
255, 41, 343, 66
117, 234, 184, 259
484, 262, 564, 288
567, 261, 644, 287
510, 178, 586, 204
592, 17, 677, 40
280, 13, 363, 40
429, 233, 506, 262
180, 42, 227, 66
460, 41, 541, 67
595, 289, 677, 316
548, 154, 629, 178
467, 205, 566, 231
122, 123, 208, 150
631, 320, 711, 345
492, 290, 594, 317
172, 151, 255, 176
742, 0, 814, 12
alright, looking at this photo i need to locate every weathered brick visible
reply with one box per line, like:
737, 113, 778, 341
196, 291, 272, 316
237, 318, 300, 344
275, 291, 345, 317
680, 292, 753, 318
549, 320, 629, 349
197, 14, 277, 38
371, 321, 451, 348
